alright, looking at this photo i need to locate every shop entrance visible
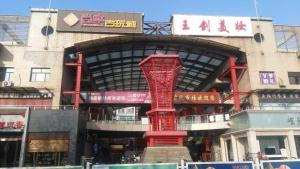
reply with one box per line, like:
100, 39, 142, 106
0, 139, 21, 167
25, 152, 68, 166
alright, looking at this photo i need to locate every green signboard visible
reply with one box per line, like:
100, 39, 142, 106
92, 163, 177, 169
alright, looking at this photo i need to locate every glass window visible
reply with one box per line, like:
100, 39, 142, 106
97, 53, 109, 61
188, 54, 199, 61
258, 136, 285, 156
198, 55, 210, 63
259, 71, 276, 85
0, 67, 14, 81
209, 58, 222, 66
30, 68, 50, 82
275, 31, 298, 52
295, 136, 300, 158
288, 72, 300, 84
110, 52, 120, 59
226, 140, 233, 161
85, 56, 97, 63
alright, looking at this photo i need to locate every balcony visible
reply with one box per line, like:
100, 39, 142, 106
86, 114, 231, 131
86, 120, 149, 132
178, 114, 231, 130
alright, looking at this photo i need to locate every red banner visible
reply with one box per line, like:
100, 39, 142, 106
83, 91, 220, 104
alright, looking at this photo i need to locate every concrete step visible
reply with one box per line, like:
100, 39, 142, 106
141, 146, 192, 163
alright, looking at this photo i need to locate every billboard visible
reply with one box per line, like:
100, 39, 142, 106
187, 162, 254, 169
172, 15, 253, 37
57, 10, 143, 34
83, 91, 220, 104
92, 163, 177, 169
261, 160, 300, 169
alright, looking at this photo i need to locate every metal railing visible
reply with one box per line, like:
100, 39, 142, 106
178, 114, 230, 124
87, 114, 230, 126
89, 120, 143, 125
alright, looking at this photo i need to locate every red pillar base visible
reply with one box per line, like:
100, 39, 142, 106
144, 131, 187, 146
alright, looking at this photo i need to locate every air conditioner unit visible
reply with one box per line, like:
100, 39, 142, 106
2, 81, 14, 87
278, 78, 286, 88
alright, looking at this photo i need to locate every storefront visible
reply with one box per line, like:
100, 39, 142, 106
258, 90, 300, 110
26, 109, 82, 166
0, 107, 29, 167
25, 136, 69, 166
220, 110, 300, 161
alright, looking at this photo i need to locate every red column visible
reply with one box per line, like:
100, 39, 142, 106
74, 52, 83, 110
229, 55, 240, 111
63, 52, 83, 110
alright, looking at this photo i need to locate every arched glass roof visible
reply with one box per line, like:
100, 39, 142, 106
68, 35, 245, 92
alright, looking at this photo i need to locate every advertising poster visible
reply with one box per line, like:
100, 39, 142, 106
261, 160, 300, 169
92, 163, 177, 169
187, 162, 254, 169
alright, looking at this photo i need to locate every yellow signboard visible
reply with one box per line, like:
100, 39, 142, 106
28, 139, 69, 152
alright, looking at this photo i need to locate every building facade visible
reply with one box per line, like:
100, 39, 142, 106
0, 8, 300, 167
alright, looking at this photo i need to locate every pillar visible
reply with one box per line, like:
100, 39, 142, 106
247, 130, 260, 160
231, 135, 239, 161
229, 55, 241, 112
287, 130, 298, 159
74, 52, 83, 110
220, 137, 227, 162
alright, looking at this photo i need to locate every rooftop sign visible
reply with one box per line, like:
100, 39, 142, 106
172, 15, 253, 37
57, 10, 143, 34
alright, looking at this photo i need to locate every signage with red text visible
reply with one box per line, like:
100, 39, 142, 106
0, 112, 25, 131
172, 15, 253, 37
84, 91, 220, 104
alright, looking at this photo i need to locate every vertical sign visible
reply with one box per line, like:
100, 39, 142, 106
259, 72, 276, 84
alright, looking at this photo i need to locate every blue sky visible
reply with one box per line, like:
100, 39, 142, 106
0, 0, 299, 25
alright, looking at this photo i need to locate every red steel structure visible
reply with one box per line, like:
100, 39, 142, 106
218, 55, 249, 112
139, 54, 187, 146
63, 52, 83, 110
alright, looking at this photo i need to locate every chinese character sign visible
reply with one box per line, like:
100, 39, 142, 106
172, 15, 253, 37
57, 10, 143, 34
85, 91, 220, 104
259, 72, 276, 84
0, 113, 25, 130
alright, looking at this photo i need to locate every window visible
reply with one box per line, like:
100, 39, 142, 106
30, 68, 50, 82
275, 31, 298, 52
288, 72, 300, 84
258, 136, 286, 156
259, 71, 276, 84
295, 136, 300, 158
0, 67, 14, 81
